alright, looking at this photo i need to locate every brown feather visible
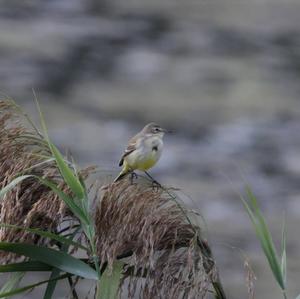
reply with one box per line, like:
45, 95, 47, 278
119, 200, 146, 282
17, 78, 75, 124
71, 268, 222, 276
118, 131, 141, 166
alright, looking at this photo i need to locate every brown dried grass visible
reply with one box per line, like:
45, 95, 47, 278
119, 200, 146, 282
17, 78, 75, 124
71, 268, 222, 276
95, 179, 219, 298
0, 100, 90, 262
0, 99, 226, 298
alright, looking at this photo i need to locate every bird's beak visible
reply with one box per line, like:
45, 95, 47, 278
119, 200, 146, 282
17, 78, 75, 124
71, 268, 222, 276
162, 128, 172, 133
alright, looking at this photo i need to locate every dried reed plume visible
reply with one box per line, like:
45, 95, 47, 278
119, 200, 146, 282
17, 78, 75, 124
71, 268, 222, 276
0, 99, 226, 298
0, 100, 91, 262
95, 179, 225, 298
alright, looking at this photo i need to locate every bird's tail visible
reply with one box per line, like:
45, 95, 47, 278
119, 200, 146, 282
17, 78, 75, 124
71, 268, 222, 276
113, 169, 129, 183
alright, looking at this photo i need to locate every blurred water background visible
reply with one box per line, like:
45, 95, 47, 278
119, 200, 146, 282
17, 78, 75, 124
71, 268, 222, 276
1, 0, 300, 298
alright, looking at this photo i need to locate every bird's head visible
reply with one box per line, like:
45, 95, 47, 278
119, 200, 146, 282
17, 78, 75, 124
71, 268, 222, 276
143, 122, 169, 137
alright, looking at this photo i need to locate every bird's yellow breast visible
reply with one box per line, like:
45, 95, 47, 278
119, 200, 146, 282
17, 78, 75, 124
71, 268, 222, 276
124, 151, 158, 171
135, 156, 157, 170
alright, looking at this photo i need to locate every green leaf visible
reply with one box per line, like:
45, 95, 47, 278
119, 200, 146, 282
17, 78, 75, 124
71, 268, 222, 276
48, 142, 85, 200
6, 94, 42, 137
43, 226, 82, 299
281, 218, 287, 287
0, 224, 87, 251
0, 242, 98, 280
36, 176, 89, 224
1, 175, 89, 224
0, 175, 32, 199
0, 273, 70, 298
241, 187, 286, 291
246, 187, 285, 290
18, 158, 55, 175
0, 272, 24, 298
14, 134, 47, 147
97, 261, 124, 299
0, 261, 51, 272
43, 268, 61, 299
34, 96, 85, 200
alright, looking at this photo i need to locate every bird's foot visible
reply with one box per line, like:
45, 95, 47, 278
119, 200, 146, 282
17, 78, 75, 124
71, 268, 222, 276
143, 171, 162, 191
129, 171, 138, 185
151, 180, 162, 191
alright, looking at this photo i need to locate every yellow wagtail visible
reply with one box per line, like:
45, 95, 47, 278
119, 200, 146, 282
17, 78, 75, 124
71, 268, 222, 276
114, 123, 168, 182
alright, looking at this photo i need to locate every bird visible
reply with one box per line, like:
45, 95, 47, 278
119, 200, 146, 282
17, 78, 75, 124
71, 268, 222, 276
114, 123, 168, 183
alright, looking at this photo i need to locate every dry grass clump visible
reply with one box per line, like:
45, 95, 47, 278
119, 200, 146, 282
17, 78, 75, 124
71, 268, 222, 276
0, 100, 90, 262
95, 179, 219, 298
0, 99, 226, 298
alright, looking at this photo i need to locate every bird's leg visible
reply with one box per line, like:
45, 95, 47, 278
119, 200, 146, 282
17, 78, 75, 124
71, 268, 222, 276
130, 171, 138, 184
144, 171, 162, 189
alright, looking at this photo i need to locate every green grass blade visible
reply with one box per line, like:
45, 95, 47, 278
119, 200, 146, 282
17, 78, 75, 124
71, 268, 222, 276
0, 242, 98, 280
97, 261, 124, 299
245, 188, 285, 290
281, 218, 287, 287
0, 224, 87, 251
43, 226, 82, 299
34, 96, 85, 200
1, 175, 89, 224
35, 177, 89, 224
15, 133, 47, 145
0, 261, 52, 272
5, 94, 42, 137
48, 142, 85, 200
241, 187, 285, 291
0, 272, 24, 298
18, 158, 55, 175
43, 268, 61, 299
0, 273, 70, 298
255, 217, 284, 289
0, 175, 32, 199
241, 194, 280, 284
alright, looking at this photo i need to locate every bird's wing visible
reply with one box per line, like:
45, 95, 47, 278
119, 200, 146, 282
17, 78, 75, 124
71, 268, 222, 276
118, 133, 140, 166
